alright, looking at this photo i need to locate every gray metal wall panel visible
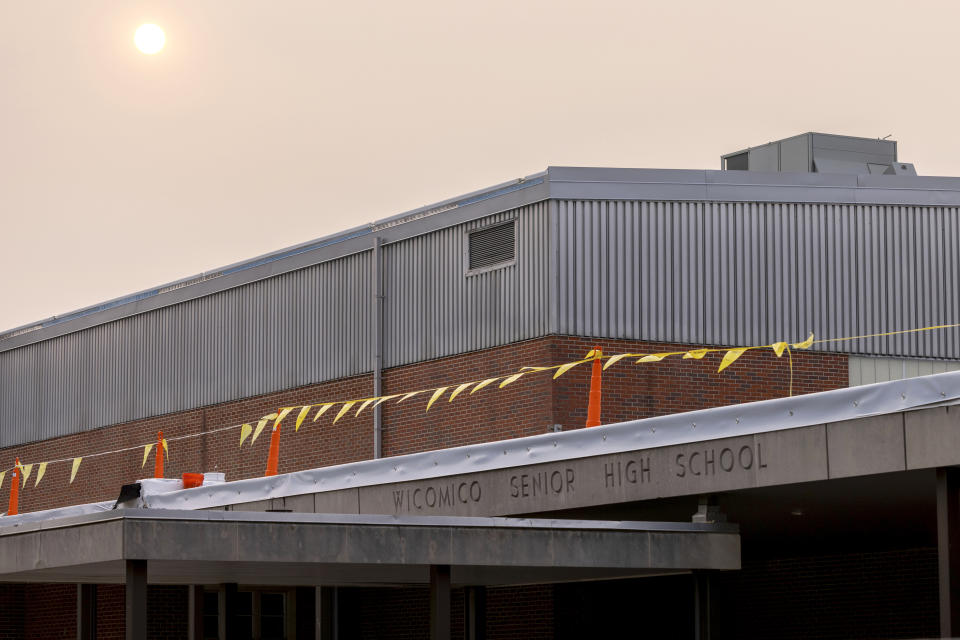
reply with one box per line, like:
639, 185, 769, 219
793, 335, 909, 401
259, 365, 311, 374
0, 205, 548, 447
555, 200, 960, 359
381, 203, 549, 367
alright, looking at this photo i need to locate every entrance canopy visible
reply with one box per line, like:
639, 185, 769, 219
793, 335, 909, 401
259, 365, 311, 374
0, 509, 739, 586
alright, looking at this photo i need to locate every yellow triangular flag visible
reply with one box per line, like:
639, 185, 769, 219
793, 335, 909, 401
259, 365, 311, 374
553, 360, 586, 379
772, 342, 788, 357
637, 353, 672, 363
499, 372, 525, 388
0, 470, 5, 490
426, 387, 448, 412
792, 333, 814, 350
161, 438, 169, 460
585, 349, 596, 359
355, 399, 374, 417
398, 390, 423, 403
251, 413, 277, 445
603, 353, 631, 370
718, 348, 748, 373
34, 462, 47, 487
448, 383, 473, 402
520, 365, 552, 372
333, 401, 356, 424
142, 444, 154, 468
239, 423, 253, 447
70, 457, 82, 484
374, 395, 399, 406
313, 403, 334, 421
470, 378, 499, 394
683, 348, 709, 360
274, 407, 293, 428
21, 463, 33, 487
295, 406, 311, 431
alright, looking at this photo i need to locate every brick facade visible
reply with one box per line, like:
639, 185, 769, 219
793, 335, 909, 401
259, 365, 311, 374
0, 336, 847, 515
0, 335, 854, 638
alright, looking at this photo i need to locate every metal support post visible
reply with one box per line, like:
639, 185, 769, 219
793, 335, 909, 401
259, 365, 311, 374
188, 585, 204, 640
317, 586, 337, 640
372, 236, 384, 459
464, 586, 486, 640
125, 560, 147, 640
430, 565, 451, 640
693, 572, 711, 640
937, 468, 960, 637
77, 584, 97, 640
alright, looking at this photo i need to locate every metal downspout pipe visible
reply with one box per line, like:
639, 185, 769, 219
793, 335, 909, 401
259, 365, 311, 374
373, 236, 384, 459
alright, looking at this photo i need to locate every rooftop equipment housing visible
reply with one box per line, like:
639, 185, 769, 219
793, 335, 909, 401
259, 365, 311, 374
721, 132, 917, 176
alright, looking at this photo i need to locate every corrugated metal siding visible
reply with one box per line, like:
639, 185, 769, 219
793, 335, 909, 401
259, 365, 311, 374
0, 205, 548, 447
555, 200, 960, 358
0, 251, 374, 447
849, 355, 960, 386
383, 203, 549, 367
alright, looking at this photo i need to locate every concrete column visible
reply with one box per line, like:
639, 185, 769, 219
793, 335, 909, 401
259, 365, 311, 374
77, 584, 96, 640
430, 565, 451, 640
937, 468, 960, 637
125, 560, 147, 640
464, 586, 486, 640
317, 586, 337, 640
188, 585, 204, 640
693, 572, 711, 640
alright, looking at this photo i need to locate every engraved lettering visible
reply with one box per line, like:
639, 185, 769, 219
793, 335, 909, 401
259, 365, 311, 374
704, 449, 715, 476
720, 448, 734, 472
690, 451, 702, 476
470, 481, 481, 501
676, 453, 686, 478
738, 445, 753, 470
510, 476, 520, 498
413, 488, 423, 510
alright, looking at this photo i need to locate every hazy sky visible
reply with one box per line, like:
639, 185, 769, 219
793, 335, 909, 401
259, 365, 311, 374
2, 0, 959, 332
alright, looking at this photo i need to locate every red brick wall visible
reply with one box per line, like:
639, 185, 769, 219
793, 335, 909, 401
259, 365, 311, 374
0, 336, 847, 514
23, 584, 75, 638
0, 584, 24, 639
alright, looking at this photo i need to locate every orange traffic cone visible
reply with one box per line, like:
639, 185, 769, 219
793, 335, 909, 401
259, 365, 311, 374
585, 347, 602, 428
154, 431, 165, 479
264, 413, 282, 477
8, 458, 20, 516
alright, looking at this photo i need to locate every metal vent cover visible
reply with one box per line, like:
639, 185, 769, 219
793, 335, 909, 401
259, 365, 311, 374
468, 221, 515, 270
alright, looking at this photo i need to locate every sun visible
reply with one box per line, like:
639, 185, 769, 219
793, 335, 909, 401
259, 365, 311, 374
134, 24, 165, 55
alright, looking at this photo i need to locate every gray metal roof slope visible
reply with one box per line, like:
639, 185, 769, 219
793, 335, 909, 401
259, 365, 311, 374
5, 166, 960, 352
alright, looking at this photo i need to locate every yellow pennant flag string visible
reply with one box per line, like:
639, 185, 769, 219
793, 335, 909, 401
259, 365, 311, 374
161, 438, 169, 460
275, 407, 294, 429
0, 471, 4, 491
70, 457, 82, 484
471, 378, 499, 394
239, 423, 253, 447
718, 348, 748, 373
141, 444, 154, 468
683, 348, 709, 360
448, 383, 473, 402
21, 464, 32, 488
772, 342, 788, 357
603, 353, 634, 370
251, 413, 276, 446
499, 372, 525, 388
374, 395, 399, 407
313, 404, 334, 421
398, 390, 423, 403
295, 406, 311, 431
792, 333, 814, 350
355, 399, 374, 417
553, 360, 587, 379
35, 462, 47, 487
333, 402, 356, 424
426, 387, 448, 412
637, 352, 675, 363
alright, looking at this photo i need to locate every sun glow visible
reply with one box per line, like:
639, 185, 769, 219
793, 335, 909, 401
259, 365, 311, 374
134, 24, 165, 55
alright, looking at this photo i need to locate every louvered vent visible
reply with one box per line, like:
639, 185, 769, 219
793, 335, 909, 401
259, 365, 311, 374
468, 221, 515, 270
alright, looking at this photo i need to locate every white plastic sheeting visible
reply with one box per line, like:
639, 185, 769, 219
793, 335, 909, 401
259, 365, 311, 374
144, 371, 960, 511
